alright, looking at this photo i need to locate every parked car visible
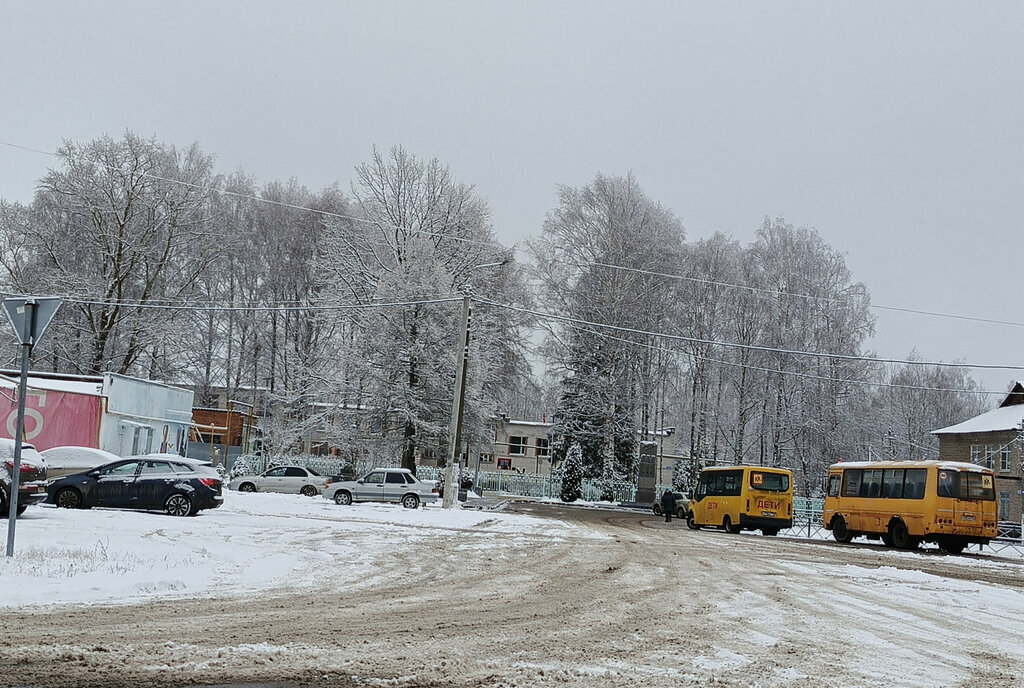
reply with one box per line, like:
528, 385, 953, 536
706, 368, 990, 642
47, 456, 223, 516
0, 437, 48, 517
652, 490, 691, 519
41, 446, 121, 481
324, 468, 439, 509
229, 465, 323, 496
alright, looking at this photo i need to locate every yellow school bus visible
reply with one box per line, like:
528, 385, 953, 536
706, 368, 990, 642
822, 460, 998, 554
686, 466, 793, 536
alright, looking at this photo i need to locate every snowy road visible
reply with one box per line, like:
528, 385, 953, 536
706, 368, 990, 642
1, 495, 1023, 687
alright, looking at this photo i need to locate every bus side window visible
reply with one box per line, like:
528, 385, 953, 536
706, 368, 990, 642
937, 470, 959, 498
904, 469, 927, 499
882, 469, 905, 499
859, 469, 882, 498
827, 474, 841, 498
842, 469, 862, 497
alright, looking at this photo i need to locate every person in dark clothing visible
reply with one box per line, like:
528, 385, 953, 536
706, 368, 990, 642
661, 489, 677, 523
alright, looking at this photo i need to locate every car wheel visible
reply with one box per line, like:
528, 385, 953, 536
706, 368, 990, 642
402, 494, 420, 509
164, 493, 194, 517
300, 485, 318, 497
676, 506, 688, 519
723, 515, 742, 534
238, 482, 257, 493
55, 487, 84, 509
334, 491, 352, 506
652, 503, 663, 516
831, 515, 853, 544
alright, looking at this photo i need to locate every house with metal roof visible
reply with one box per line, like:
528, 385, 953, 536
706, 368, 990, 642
933, 382, 1024, 522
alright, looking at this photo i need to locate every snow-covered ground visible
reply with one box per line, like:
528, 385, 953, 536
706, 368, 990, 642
0, 492, 598, 609
4, 493, 1024, 687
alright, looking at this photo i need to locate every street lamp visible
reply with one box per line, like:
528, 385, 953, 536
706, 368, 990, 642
441, 259, 509, 508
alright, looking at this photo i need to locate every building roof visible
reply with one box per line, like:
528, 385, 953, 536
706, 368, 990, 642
0, 372, 104, 397
932, 404, 1024, 435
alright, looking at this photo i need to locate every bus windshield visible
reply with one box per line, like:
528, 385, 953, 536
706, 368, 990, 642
750, 471, 789, 492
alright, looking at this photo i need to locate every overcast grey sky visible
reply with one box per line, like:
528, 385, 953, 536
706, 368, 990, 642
3, 1, 1023, 394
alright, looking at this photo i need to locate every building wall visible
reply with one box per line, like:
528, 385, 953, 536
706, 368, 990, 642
937, 431, 1023, 522
99, 374, 194, 457
490, 420, 553, 475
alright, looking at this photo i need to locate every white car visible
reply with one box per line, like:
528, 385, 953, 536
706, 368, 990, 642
323, 468, 438, 509
229, 465, 323, 496
41, 446, 121, 481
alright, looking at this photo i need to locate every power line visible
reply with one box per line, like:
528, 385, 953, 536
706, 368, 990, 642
478, 297, 1024, 372
0, 139, 509, 252
6, 137, 1021, 331
53, 295, 463, 312
551, 257, 1024, 329
559, 312, 1007, 396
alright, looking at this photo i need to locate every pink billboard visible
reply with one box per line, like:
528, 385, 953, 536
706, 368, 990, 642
1, 386, 101, 451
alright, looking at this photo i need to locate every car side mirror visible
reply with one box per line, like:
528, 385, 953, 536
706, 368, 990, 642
357, 479, 364, 484
87, 470, 100, 478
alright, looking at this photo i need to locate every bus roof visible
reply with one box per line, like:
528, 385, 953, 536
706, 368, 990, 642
827, 460, 992, 473
701, 465, 792, 474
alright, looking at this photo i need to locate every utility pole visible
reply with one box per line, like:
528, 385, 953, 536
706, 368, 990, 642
442, 295, 471, 508
441, 259, 508, 509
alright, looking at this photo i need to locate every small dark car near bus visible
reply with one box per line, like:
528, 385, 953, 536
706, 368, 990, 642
47, 457, 223, 517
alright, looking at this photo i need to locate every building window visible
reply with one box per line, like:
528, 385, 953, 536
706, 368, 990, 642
497, 458, 512, 470
985, 445, 996, 469
536, 438, 550, 457
999, 492, 1011, 520
479, 453, 494, 464
970, 444, 983, 465
1000, 446, 1012, 472
508, 436, 526, 456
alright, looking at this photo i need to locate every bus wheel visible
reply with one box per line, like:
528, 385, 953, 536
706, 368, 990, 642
939, 538, 967, 555
762, 528, 779, 537
881, 532, 894, 547
723, 515, 742, 534
685, 512, 700, 530
888, 519, 918, 550
831, 515, 853, 544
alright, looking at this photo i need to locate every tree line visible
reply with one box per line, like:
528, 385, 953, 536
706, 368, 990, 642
0, 132, 988, 490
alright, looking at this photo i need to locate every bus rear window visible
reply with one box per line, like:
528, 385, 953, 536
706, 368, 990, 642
941, 470, 995, 501
750, 471, 789, 492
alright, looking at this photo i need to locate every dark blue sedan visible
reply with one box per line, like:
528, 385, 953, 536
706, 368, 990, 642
46, 457, 223, 516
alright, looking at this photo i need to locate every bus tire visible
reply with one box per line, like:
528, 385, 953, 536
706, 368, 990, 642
831, 515, 853, 544
762, 528, 779, 537
888, 518, 918, 550
723, 515, 742, 534
685, 512, 700, 530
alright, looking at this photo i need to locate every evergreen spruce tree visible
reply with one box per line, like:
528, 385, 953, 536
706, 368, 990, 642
560, 442, 584, 503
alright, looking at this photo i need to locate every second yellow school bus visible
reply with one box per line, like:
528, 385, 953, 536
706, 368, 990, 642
686, 465, 794, 536
823, 460, 998, 553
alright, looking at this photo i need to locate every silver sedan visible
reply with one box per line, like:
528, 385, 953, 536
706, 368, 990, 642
324, 468, 438, 508
229, 465, 323, 496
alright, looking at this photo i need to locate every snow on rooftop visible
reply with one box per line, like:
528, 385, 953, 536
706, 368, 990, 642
932, 403, 1024, 435
0, 373, 104, 397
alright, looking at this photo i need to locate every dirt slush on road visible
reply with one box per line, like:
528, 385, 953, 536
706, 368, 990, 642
2, 502, 1023, 688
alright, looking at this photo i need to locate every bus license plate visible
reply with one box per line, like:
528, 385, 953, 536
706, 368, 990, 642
762, 511, 776, 518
